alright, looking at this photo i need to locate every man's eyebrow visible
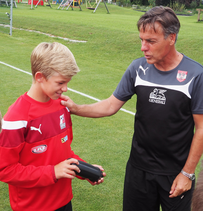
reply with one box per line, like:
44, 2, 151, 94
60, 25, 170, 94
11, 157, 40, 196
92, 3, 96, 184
139, 37, 155, 41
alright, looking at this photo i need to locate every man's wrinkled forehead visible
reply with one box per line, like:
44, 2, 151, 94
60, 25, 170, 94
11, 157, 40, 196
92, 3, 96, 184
139, 22, 164, 34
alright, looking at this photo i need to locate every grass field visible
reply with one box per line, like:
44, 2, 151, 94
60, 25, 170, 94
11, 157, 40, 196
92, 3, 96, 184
0, 3, 203, 210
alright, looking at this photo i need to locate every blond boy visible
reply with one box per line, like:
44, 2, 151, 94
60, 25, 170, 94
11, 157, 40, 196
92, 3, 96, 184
0, 42, 105, 211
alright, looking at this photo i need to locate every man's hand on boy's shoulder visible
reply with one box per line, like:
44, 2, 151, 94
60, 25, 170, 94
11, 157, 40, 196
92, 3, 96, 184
86, 164, 106, 186
60, 95, 77, 114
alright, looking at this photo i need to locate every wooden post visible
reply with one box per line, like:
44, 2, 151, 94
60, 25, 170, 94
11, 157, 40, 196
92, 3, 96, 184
196, 9, 203, 21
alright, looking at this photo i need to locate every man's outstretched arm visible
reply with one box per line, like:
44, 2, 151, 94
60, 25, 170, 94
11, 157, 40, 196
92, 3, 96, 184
60, 94, 126, 118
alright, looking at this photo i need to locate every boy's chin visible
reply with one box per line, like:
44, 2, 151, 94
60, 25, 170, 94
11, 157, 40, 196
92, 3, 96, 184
52, 93, 62, 100
49, 96, 59, 101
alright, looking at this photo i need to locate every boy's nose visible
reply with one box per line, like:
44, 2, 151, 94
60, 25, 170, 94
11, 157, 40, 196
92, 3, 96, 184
62, 85, 68, 92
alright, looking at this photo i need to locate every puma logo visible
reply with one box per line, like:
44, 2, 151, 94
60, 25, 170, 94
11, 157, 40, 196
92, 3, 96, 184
139, 65, 148, 75
30, 124, 42, 134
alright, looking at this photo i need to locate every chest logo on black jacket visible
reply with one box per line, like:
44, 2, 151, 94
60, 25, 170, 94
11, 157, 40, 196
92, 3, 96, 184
60, 114, 66, 129
149, 88, 166, 105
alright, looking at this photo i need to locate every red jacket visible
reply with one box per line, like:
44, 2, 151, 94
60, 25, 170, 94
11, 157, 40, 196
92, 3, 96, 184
0, 93, 84, 211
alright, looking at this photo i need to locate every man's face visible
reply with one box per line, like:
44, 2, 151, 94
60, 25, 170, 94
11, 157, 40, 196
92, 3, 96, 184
139, 22, 173, 66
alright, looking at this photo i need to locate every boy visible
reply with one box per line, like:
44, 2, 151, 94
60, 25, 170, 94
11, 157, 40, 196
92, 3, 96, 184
0, 42, 105, 211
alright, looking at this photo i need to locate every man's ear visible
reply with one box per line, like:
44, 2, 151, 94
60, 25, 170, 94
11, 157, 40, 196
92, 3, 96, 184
35, 72, 45, 83
169, 33, 176, 45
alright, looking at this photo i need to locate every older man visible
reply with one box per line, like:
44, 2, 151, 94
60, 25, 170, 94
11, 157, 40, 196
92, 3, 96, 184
61, 6, 203, 211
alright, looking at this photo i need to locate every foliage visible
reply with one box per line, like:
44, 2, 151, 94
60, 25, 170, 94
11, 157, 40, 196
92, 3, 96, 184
189, 0, 198, 8
170, 1, 186, 12
132, 2, 195, 14
116, 0, 132, 7
148, 0, 156, 6
130, 0, 149, 6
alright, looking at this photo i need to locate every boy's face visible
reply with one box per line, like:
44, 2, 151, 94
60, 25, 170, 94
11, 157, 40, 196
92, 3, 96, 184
40, 72, 71, 102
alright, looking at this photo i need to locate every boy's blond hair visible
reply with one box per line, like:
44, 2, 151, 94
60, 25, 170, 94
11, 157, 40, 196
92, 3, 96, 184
31, 42, 80, 79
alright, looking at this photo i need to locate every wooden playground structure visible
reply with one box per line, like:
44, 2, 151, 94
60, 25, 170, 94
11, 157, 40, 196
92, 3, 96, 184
25, 0, 109, 13
57, 0, 109, 13
196, 8, 203, 21
57, 0, 82, 10
86, 0, 109, 13
0, 0, 17, 7
31, 0, 52, 7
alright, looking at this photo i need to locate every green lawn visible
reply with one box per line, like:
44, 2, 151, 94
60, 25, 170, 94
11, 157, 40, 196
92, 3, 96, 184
0, 3, 203, 210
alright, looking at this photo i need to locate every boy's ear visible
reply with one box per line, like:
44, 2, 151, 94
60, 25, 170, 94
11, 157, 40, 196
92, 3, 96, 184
35, 72, 45, 82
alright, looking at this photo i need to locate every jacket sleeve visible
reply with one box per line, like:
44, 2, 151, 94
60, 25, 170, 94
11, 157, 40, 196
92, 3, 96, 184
0, 124, 56, 188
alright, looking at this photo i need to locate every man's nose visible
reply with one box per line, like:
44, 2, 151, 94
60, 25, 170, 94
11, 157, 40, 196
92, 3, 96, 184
141, 41, 148, 52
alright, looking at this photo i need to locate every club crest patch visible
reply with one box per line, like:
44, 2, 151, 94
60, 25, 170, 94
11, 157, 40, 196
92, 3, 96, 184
61, 135, 68, 143
60, 114, 66, 129
177, 70, 187, 82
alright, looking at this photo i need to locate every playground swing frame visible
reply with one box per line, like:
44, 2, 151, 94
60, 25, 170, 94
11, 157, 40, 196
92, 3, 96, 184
86, 0, 96, 9
58, 0, 82, 10
86, 0, 109, 13
35, 0, 51, 8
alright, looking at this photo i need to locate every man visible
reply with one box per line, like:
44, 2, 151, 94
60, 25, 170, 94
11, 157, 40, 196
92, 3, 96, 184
61, 6, 203, 211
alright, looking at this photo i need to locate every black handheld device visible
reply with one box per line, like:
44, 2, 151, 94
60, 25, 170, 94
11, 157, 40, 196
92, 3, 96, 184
71, 160, 103, 182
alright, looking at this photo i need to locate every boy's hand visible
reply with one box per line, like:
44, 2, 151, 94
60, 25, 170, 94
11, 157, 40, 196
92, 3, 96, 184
86, 165, 106, 186
60, 95, 77, 114
54, 158, 80, 180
